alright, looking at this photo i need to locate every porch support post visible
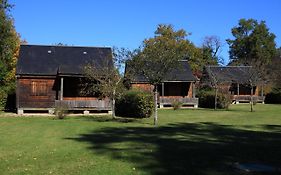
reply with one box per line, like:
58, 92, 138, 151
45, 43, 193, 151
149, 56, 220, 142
161, 83, 164, 97
261, 84, 264, 97
60, 77, 64, 100
236, 83, 240, 104
159, 83, 164, 108
261, 83, 264, 104
192, 82, 195, 98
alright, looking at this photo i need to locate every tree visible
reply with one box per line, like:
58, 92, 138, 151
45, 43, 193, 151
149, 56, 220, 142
245, 67, 260, 112
129, 24, 192, 125
202, 35, 224, 65
227, 18, 276, 80
83, 47, 133, 118
0, 0, 20, 109
269, 47, 281, 88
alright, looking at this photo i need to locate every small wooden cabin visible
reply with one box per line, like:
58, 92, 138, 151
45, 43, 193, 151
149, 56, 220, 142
202, 66, 265, 103
126, 60, 199, 108
16, 45, 113, 114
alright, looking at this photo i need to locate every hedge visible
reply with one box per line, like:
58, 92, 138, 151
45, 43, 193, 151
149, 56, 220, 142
265, 88, 281, 104
116, 90, 154, 118
197, 90, 232, 109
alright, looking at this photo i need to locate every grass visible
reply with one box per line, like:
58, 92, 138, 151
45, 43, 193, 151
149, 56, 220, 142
0, 104, 281, 175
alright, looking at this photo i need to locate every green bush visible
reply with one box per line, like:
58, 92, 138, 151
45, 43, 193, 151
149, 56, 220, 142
0, 88, 7, 111
265, 88, 281, 104
197, 90, 231, 109
116, 90, 154, 118
54, 104, 68, 119
0, 85, 16, 111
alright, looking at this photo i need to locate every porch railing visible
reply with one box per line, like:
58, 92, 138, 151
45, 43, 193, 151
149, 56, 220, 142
233, 95, 265, 102
159, 97, 198, 106
55, 100, 111, 110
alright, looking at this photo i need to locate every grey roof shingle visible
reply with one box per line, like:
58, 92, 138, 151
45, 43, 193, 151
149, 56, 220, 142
16, 45, 113, 76
127, 60, 197, 82
205, 66, 254, 84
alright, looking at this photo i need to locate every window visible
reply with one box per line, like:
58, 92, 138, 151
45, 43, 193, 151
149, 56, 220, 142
31, 81, 47, 96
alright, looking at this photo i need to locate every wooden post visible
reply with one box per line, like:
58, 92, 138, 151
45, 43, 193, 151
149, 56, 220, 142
60, 77, 64, 100
192, 82, 195, 98
161, 83, 164, 97
237, 83, 240, 96
261, 83, 264, 104
250, 86, 253, 112
261, 84, 264, 97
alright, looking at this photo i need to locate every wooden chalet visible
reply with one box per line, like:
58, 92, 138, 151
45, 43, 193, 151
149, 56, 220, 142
202, 66, 265, 103
126, 60, 199, 108
16, 45, 113, 114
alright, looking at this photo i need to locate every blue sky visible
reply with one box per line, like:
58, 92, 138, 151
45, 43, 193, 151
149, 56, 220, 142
11, 0, 281, 64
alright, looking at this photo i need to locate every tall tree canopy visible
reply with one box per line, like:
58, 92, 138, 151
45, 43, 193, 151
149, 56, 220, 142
227, 18, 276, 69
0, 0, 20, 89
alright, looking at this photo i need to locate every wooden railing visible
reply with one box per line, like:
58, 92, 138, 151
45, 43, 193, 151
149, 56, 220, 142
159, 97, 198, 106
55, 99, 111, 110
233, 95, 265, 102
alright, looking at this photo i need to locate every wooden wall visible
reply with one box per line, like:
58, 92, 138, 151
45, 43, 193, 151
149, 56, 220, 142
17, 78, 57, 109
131, 83, 154, 92
132, 82, 193, 98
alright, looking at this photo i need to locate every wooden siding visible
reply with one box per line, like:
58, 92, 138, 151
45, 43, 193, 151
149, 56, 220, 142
17, 78, 57, 108
55, 99, 111, 110
63, 97, 98, 101
188, 83, 193, 98
159, 97, 198, 105
132, 82, 193, 98
131, 83, 154, 92
233, 95, 265, 103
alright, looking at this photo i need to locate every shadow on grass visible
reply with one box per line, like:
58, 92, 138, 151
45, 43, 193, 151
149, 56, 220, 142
67, 122, 281, 175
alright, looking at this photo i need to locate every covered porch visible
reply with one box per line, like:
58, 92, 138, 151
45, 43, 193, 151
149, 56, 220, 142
229, 83, 265, 104
56, 76, 111, 111
157, 82, 198, 108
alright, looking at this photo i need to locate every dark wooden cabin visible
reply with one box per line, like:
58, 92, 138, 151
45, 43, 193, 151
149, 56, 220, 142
16, 45, 113, 114
202, 66, 265, 103
126, 60, 199, 108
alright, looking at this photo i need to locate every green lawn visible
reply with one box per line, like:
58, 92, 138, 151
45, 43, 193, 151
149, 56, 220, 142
0, 104, 281, 175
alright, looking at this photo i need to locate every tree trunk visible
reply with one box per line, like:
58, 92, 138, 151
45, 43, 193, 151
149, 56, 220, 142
154, 86, 158, 126
112, 89, 116, 118
250, 86, 253, 112
215, 87, 218, 110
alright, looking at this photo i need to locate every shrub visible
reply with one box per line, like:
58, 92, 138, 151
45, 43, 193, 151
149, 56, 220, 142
0, 85, 16, 111
265, 88, 281, 104
171, 100, 183, 110
197, 90, 231, 109
0, 89, 7, 111
54, 104, 68, 119
116, 90, 154, 118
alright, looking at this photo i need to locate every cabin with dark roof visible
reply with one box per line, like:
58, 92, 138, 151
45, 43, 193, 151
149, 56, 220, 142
126, 60, 199, 108
16, 44, 113, 114
202, 66, 265, 104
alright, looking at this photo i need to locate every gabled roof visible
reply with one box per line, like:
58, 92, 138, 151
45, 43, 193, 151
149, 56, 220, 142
204, 66, 254, 84
127, 60, 197, 82
16, 45, 113, 76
